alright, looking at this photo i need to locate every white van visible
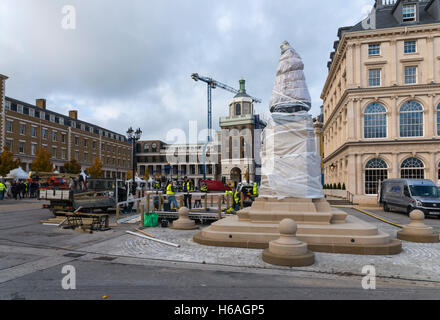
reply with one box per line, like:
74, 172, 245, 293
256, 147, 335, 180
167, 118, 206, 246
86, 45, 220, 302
379, 179, 440, 218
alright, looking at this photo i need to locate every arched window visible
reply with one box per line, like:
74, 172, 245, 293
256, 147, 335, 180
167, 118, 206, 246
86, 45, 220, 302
365, 158, 388, 195
437, 103, 440, 136
438, 162, 440, 182
364, 103, 387, 138
400, 101, 423, 137
401, 157, 424, 179
235, 103, 241, 116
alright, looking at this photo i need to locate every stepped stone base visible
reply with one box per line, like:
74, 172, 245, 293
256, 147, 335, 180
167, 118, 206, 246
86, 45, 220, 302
193, 197, 402, 255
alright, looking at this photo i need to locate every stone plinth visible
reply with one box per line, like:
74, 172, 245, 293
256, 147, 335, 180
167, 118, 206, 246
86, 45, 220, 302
397, 210, 439, 243
171, 207, 199, 230
194, 197, 402, 255
262, 219, 315, 267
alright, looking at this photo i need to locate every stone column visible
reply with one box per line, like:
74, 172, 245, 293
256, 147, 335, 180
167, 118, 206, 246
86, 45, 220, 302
313, 122, 323, 158
391, 96, 398, 139
347, 154, 356, 195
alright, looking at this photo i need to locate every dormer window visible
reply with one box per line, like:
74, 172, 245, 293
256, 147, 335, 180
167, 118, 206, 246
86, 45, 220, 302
402, 4, 416, 22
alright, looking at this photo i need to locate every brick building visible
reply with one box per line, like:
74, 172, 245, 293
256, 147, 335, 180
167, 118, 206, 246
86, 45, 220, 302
0, 74, 133, 178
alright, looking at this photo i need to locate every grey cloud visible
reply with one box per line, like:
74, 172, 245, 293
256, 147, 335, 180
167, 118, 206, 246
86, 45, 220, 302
0, 0, 373, 142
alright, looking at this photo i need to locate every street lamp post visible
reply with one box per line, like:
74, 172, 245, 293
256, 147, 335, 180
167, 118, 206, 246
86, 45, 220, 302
127, 127, 142, 196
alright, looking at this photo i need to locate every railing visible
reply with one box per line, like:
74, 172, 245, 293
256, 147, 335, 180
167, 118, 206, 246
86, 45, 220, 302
346, 191, 355, 205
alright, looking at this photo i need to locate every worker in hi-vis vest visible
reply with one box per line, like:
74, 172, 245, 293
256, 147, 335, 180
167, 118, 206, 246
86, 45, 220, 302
166, 181, 178, 210
253, 182, 258, 198
0, 181, 6, 200
233, 188, 241, 211
183, 176, 193, 209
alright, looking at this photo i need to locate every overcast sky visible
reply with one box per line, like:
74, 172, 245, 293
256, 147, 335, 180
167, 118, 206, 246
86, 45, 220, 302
0, 0, 373, 142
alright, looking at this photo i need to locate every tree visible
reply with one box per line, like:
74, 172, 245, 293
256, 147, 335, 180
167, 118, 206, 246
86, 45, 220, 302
0, 147, 21, 177
144, 170, 150, 181
31, 147, 53, 172
126, 171, 133, 180
87, 158, 103, 178
63, 158, 82, 174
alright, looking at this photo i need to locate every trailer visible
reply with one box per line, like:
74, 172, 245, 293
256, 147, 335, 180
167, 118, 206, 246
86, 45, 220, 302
39, 178, 128, 216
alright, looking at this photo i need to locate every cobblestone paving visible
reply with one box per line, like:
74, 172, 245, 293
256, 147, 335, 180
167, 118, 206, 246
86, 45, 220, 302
84, 218, 440, 283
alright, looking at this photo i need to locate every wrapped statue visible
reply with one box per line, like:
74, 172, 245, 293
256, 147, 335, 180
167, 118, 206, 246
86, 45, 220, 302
259, 41, 324, 199
269, 41, 311, 113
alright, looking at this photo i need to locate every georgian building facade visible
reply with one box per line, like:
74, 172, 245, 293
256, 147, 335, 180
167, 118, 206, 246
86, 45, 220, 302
0, 74, 133, 178
321, 0, 440, 205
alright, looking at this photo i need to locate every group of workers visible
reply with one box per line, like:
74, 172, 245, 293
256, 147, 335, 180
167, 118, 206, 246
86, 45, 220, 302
0, 180, 40, 200
163, 177, 259, 213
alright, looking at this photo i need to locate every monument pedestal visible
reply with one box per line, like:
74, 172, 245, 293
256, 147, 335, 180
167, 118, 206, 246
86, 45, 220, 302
193, 197, 402, 255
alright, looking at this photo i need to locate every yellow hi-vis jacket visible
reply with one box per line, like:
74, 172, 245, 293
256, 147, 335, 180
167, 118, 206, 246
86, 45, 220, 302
234, 191, 240, 204
0, 183, 5, 191
184, 181, 193, 193
253, 183, 258, 196
166, 184, 175, 196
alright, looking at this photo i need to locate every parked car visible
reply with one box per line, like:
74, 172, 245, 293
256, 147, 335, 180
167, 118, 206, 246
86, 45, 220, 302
379, 179, 440, 218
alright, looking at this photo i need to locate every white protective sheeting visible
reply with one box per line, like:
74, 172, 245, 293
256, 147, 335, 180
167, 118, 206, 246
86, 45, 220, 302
259, 111, 324, 199
269, 41, 311, 112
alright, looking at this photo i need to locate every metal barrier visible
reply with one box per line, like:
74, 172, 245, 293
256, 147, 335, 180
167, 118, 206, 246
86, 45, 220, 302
116, 192, 234, 226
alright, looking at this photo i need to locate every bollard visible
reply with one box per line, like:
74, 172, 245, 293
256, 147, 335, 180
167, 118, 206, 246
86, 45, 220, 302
136, 200, 140, 215
211, 194, 214, 207
204, 194, 208, 212
146, 193, 150, 214
240, 193, 244, 209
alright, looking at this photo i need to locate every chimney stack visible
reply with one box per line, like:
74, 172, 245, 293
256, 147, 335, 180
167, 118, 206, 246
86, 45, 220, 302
36, 99, 46, 109
69, 110, 78, 120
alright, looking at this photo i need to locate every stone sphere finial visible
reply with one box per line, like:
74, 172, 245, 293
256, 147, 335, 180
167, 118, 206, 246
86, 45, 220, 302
410, 210, 424, 221
279, 218, 297, 235
179, 207, 189, 217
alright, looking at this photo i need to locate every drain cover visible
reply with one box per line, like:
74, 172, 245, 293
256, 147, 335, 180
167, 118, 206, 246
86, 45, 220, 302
93, 256, 117, 261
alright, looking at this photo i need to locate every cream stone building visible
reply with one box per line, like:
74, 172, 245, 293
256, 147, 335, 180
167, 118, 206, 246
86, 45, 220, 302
220, 80, 260, 184
321, 0, 440, 205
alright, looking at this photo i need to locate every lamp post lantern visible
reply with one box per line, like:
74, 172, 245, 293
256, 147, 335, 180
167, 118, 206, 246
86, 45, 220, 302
127, 127, 142, 195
